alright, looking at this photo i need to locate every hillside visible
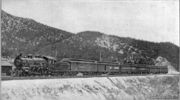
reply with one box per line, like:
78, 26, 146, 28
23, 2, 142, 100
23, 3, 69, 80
2, 75, 179, 100
38, 31, 179, 70
1, 10, 179, 70
1, 10, 73, 57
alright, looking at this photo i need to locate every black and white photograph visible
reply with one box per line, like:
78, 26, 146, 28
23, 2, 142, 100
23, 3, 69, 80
1, 0, 179, 100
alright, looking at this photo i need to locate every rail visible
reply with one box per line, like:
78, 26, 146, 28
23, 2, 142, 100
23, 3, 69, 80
1, 73, 172, 81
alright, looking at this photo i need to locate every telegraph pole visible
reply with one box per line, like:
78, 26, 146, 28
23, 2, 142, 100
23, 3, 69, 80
51, 32, 57, 58
100, 51, 102, 61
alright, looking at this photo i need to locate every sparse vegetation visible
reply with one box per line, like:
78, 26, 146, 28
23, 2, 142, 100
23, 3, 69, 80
1, 10, 179, 71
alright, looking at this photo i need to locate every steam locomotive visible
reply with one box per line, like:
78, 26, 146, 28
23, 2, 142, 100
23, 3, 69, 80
13, 54, 168, 77
13, 54, 56, 76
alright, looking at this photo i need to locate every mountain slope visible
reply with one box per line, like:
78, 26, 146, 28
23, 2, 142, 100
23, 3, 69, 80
1, 10, 179, 70
1, 10, 73, 57
2, 75, 179, 100
37, 31, 179, 70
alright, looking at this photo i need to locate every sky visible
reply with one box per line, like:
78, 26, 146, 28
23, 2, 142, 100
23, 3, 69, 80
2, 0, 179, 46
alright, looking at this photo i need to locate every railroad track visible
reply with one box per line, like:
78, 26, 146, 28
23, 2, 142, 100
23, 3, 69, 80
2, 73, 173, 81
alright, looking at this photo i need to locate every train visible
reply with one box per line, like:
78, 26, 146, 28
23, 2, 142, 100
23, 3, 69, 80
51, 58, 168, 76
13, 54, 168, 77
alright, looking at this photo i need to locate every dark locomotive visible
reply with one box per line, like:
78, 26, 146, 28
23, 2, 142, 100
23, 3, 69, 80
13, 54, 56, 76
13, 54, 168, 77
